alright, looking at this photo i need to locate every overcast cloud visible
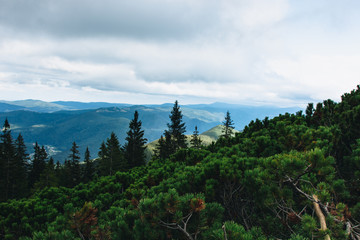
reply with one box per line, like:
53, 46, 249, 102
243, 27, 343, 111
0, 0, 360, 106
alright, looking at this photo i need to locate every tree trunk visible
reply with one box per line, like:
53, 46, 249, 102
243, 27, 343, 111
312, 194, 331, 240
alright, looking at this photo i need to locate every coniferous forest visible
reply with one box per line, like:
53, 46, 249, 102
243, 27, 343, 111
1, 87, 360, 240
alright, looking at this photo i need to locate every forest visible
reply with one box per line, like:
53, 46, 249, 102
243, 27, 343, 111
1, 87, 360, 240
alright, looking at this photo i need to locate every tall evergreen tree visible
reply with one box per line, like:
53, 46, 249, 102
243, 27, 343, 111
0, 118, 16, 200
62, 159, 72, 188
13, 133, 29, 198
34, 157, 57, 189
83, 147, 94, 182
305, 103, 314, 126
106, 132, 125, 175
97, 141, 107, 176
157, 100, 187, 159
29, 142, 47, 189
313, 102, 323, 126
222, 111, 235, 139
168, 100, 187, 150
68, 141, 81, 187
54, 160, 63, 186
190, 126, 202, 149
124, 111, 147, 168
98, 133, 125, 176
155, 135, 166, 160
155, 132, 173, 160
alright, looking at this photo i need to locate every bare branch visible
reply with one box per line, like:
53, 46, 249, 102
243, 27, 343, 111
158, 211, 195, 240
222, 224, 228, 240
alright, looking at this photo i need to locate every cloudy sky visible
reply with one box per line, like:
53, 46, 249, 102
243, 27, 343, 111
0, 0, 360, 107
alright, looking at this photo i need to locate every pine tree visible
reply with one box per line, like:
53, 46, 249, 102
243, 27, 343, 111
124, 111, 147, 168
168, 100, 187, 150
156, 100, 187, 159
190, 126, 202, 149
98, 133, 125, 176
68, 141, 81, 186
222, 111, 235, 139
0, 120, 28, 199
98, 141, 107, 176
0, 118, 16, 200
106, 132, 125, 175
155, 133, 173, 160
46, 157, 56, 186
54, 160, 63, 185
29, 142, 47, 189
305, 103, 314, 126
34, 157, 57, 189
154, 135, 166, 160
13, 134, 29, 198
62, 159, 72, 188
83, 147, 94, 182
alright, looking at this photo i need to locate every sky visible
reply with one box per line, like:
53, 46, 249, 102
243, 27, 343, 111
0, 0, 360, 107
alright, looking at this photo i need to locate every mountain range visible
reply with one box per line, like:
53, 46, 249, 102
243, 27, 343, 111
0, 100, 300, 162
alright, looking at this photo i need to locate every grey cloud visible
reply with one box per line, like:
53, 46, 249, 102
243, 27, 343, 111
0, 0, 219, 40
278, 92, 317, 103
2, 0, 359, 107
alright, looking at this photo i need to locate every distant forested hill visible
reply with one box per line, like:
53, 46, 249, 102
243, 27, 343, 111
0, 101, 298, 162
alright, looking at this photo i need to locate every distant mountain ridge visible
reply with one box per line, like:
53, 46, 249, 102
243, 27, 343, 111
0, 100, 300, 162
0, 100, 131, 112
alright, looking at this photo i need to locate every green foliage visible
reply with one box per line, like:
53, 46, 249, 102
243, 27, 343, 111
211, 221, 267, 240
301, 215, 317, 238
124, 110, 147, 168
68, 141, 81, 186
98, 132, 126, 176
156, 101, 187, 160
29, 142, 48, 189
4, 86, 360, 239
222, 111, 235, 139
83, 147, 95, 183
289, 234, 309, 240
351, 202, 360, 221
190, 125, 202, 149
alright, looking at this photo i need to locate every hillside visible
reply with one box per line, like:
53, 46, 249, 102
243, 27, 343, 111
0, 106, 220, 162
2, 86, 360, 239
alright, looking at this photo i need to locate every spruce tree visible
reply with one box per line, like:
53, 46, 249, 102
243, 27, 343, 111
98, 141, 107, 176
0, 120, 29, 199
29, 142, 47, 189
157, 100, 186, 159
155, 132, 173, 160
124, 111, 147, 168
83, 147, 94, 182
62, 159, 72, 187
305, 103, 314, 126
45, 157, 57, 186
190, 126, 202, 149
54, 160, 62, 185
106, 132, 125, 175
34, 157, 57, 189
99, 133, 125, 176
0, 118, 16, 200
168, 100, 187, 150
13, 134, 29, 198
68, 141, 81, 186
155, 135, 166, 160
222, 111, 235, 139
